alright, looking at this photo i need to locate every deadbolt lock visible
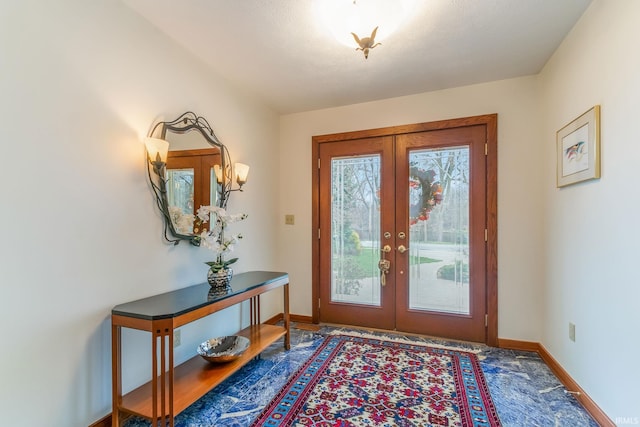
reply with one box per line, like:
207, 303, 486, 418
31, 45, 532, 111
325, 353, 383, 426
398, 232, 406, 239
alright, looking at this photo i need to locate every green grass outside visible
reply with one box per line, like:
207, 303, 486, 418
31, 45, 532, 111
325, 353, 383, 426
337, 246, 441, 276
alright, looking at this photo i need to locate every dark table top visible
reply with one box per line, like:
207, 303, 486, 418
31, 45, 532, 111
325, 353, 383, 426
112, 271, 288, 320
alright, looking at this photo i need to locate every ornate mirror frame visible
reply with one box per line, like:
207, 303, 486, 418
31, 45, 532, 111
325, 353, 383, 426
146, 111, 233, 245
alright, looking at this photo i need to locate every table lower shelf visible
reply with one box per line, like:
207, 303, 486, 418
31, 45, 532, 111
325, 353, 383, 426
118, 323, 287, 420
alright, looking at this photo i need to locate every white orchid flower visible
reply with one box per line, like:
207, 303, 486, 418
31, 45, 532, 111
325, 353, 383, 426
196, 206, 247, 271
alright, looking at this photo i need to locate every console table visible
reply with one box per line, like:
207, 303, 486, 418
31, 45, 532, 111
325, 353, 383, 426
111, 271, 290, 427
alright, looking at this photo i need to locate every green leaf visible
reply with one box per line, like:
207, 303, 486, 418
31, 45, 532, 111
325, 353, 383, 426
205, 258, 239, 272
223, 258, 239, 267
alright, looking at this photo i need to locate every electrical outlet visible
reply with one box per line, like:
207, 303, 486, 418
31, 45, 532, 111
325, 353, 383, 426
569, 322, 576, 342
285, 214, 295, 225
174, 329, 181, 347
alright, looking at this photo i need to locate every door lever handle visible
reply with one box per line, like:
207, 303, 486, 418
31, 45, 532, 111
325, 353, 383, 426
378, 259, 390, 286
379, 245, 392, 286
397, 245, 407, 253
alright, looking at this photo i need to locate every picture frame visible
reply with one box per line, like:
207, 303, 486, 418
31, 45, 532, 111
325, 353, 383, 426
557, 105, 601, 187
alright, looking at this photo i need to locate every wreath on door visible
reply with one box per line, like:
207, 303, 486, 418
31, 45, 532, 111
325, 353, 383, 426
409, 166, 443, 225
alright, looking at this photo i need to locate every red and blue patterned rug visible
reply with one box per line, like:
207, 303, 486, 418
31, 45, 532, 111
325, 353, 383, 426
252, 334, 501, 426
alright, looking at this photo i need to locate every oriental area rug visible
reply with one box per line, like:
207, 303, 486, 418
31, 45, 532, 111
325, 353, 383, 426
252, 334, 501, 427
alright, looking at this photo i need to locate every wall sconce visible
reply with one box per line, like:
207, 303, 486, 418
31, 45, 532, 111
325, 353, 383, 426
213, 164, 224, 185
214, 163, 250, 191
234, 163, 250, 189
144, 137, 169, 175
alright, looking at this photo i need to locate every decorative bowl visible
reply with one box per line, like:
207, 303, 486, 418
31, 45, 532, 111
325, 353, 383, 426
197, 336, 250, 363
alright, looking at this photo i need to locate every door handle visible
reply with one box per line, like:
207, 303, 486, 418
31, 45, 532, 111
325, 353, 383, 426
379, 245, 391, 286
397, 245, 407, 253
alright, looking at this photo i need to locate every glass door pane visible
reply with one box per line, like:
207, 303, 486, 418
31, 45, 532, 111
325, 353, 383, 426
167, 169, 195, 213
209, 167, 218, 207
167, 168, 195, 234
330, 155, 381, 306
408, 147, 470, 315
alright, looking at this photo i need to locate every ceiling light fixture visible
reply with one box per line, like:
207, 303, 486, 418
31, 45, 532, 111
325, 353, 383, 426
315, 0, 416, 59
351, 26, 381, 59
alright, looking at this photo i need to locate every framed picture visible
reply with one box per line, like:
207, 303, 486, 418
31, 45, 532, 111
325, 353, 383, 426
557, 105, 601, 187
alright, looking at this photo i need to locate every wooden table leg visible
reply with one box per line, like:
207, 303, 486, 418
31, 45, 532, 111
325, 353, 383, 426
284, 283, 290, 350
151, 327, 158, 425
168, 325, 174, 427
111, 323, 122, 427
250, 295, 261, 326
152, 322, 175, 426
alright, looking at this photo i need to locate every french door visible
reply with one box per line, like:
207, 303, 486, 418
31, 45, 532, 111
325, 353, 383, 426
313, 116, 497, 344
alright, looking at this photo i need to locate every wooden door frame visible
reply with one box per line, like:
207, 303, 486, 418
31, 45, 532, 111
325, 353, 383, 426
311, 114, 498, 346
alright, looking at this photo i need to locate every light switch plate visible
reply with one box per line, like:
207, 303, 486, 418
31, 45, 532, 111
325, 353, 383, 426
569, 322, 576, 342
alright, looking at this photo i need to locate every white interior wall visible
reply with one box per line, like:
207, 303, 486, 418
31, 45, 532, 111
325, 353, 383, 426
277, 76, 544, 342
0, 1, 280, 425
538, 0, 640, 420
2, 0, 637, 424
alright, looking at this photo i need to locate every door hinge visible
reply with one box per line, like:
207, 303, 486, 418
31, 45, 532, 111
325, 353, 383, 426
318, 228, 321, 239
318, 158, 321, 169
318, 298, 321, 309
485, 314, 488, 327
484, 143, 488, 156
484, 229, 488, 242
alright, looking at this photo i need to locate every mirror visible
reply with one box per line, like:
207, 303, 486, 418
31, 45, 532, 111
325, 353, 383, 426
146, 112, 233, 245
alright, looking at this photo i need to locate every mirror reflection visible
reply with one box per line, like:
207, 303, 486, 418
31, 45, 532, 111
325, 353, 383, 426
165, 143, 221, 234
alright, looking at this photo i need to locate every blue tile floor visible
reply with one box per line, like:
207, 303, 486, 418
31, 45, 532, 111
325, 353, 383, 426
123, 325, 598, 427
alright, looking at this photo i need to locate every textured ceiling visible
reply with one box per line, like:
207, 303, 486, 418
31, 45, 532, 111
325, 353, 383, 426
123, 0, 591, 114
